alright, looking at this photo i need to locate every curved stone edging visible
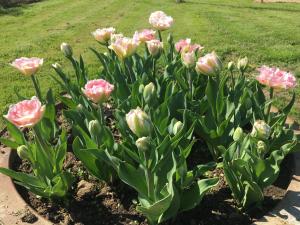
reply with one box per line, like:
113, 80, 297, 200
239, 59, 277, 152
0, 146, 52, 225
253, 152, 300, 225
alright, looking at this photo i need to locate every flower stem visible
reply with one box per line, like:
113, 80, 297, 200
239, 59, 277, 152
230, 71, 236, 126
158, 30, 162, 42
32, 126, 53, 163
187, 68, 193, 100
143, 151, 155, 201
152, 58, 157, 82
31, 75, 43, 102
267, 87, 274, 123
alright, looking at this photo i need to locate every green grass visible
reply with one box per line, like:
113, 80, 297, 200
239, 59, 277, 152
1, 0, 300, 128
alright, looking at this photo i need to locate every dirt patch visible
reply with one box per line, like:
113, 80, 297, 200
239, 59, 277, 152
11, 148, 293, 225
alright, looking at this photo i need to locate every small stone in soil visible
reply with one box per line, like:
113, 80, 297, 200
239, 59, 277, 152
76, 180, 97, 199
20, 208, 38, 224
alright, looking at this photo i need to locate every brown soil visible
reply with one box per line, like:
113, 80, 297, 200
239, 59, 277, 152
12, 147, 293, 225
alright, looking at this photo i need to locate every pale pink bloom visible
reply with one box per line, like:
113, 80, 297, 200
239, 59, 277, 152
133, 29, 156, 43
4, 97, 45, 128
108, 37, 139, 60
92, 27, 116, 44
175, 38, 204, 53
181, 51, 196, 68
11, 57, 43, 76
82, 79, 114, 104
146, 39, 163, 57
175, 39, 191, 52
110, 33, 124, 43
195, 52, 222, 76
257, 66, 297, 89
149, 11, 174, 31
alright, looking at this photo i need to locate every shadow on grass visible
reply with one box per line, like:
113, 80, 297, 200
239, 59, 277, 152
0, 0, 43, 16
0, 5, 24, 16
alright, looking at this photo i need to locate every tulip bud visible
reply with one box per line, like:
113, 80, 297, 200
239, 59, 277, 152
52, 63, 62, 70
17, 145, 30, 160
76, 104, 84, 111
257, 140, 268, 157
126, 107, 152, 137
233, 127, 244, 142
251, 120, 271, 140
228, 61, 234, 71
173, 121, 183, 135
143, 82, 156, 104
181, 51, 196, 68
88, 120, 102, 137
136, 137, 152, 152
146, 40, 163, 57
195, 52, 222, 76
237, 57, 248, 73
60, 42, 73, 58
167, 33, 173, 44
139, 84, 145, 94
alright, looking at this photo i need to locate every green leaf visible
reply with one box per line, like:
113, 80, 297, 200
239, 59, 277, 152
180, 178, 219, 212
0, 138, 19, 149
4, 119, 26, 145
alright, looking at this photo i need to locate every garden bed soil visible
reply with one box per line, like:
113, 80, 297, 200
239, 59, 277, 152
12, 146, 293, 225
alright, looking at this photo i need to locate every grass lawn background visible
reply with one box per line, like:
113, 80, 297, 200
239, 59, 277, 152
0, 0, 300, 128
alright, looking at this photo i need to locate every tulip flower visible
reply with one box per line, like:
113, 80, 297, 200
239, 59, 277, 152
175, 38, 204, 53
11, 57, 44, 101
257, 140, 268, 157
143, 82, 156, 104
108, 37, 139, 60
92, 27, 116, 44
149, 11, 174, 31
11, 57, 43, 76
17, 145, 30, 160
251, 120, 271, 140
173, 121, 183, 135
237, 57, 248, 73
4, 97, 45, 128
228, 61, 234, 71
233, 127, 244, 142
136, 137, 152, 152
181, 50, 196, 68
133, 29, 156, 43
256, 66, 297, 89
195, 52, 222, 76
82, 79, 114, 104
126, 107, 152, 137
60, 42, 73, 58
146, 39, 163, 57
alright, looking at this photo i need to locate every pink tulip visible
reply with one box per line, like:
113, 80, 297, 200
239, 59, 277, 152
11, 57, 43, 76
4, 97, 45, 128
195, 52, 222, 76
149, 11, 174, 31
82, 79, 114, 104
181, 51, 196, 68
133, 29, 156, 43
175, 38, 204, 53
108, 37, 139, 60
257, 66, 297, 89
92, 27, 116, 44
146, 39, 163, 57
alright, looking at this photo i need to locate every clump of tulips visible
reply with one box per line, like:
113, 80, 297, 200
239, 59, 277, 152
0, 10, 299, 225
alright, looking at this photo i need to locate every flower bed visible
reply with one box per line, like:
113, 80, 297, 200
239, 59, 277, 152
0, 10, 299, 225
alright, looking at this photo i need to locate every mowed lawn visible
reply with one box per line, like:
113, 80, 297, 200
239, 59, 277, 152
0, 0, 300, 128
